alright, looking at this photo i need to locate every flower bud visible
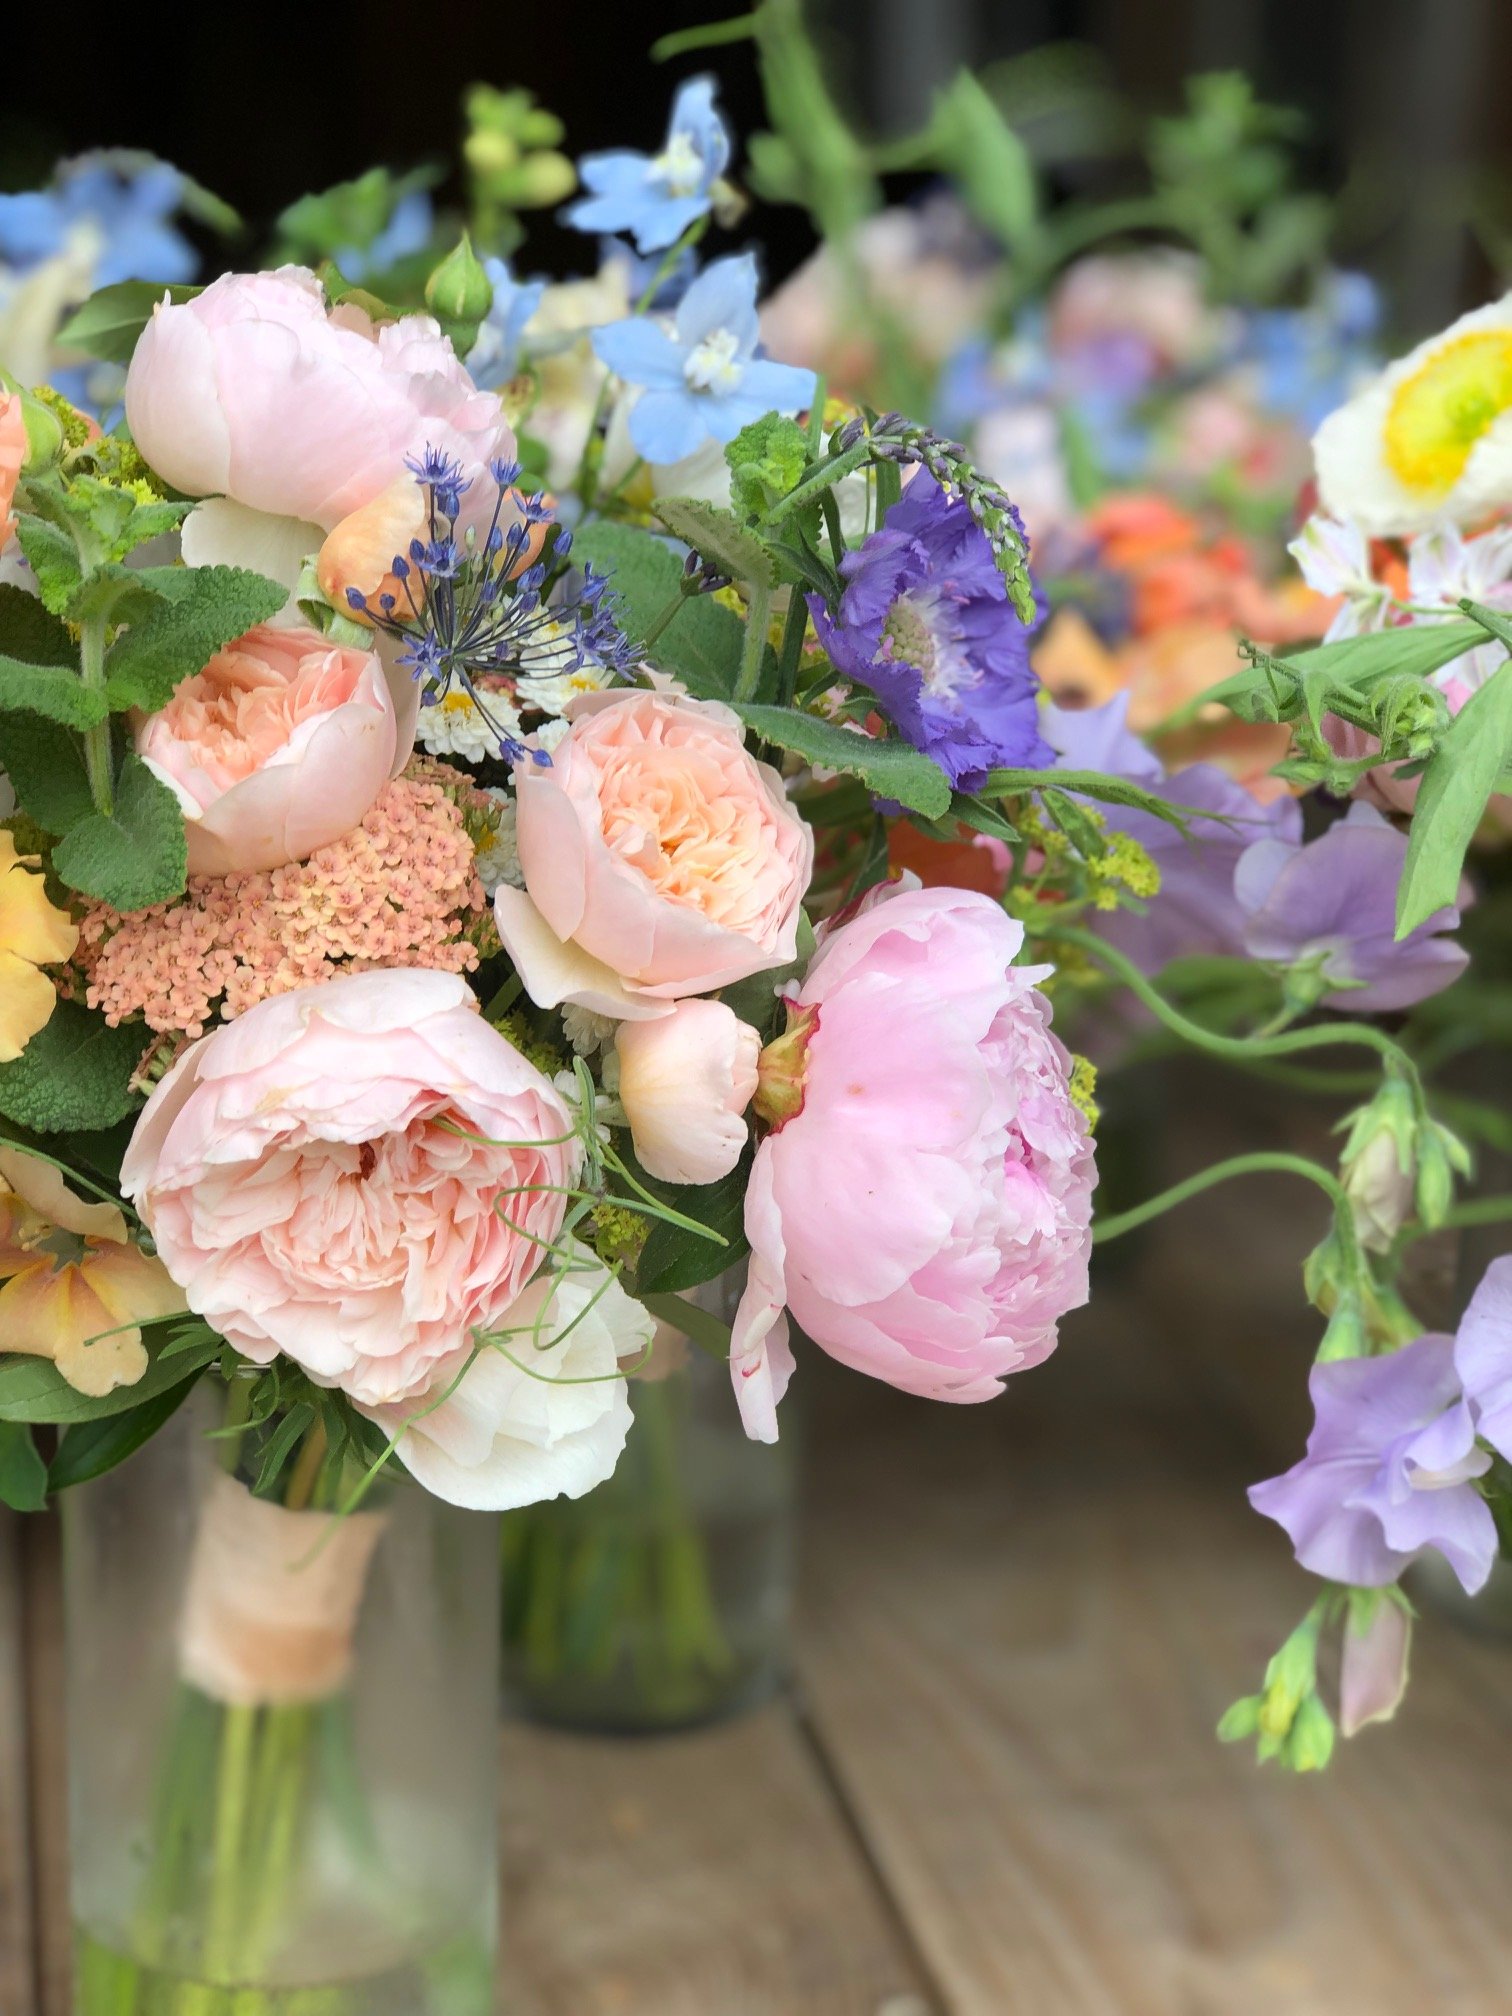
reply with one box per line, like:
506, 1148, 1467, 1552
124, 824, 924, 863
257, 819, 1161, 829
1257, 1612, 1320, 1742
1414, 1120, 1469, 1231
616, 999, 759, 1187
754, 1001, 821, 1129
18, 389, 65, 471
316, 477, 429, 628
1338, 1076, 1417, 1252
1284, 1692, 1336, 1773
1339, 1589, 1411, 1738
425, 234, 494, 360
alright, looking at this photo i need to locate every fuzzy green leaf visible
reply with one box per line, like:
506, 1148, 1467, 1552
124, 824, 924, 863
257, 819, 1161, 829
104, 565, 289, 713
11, 516, 82, 615
1397, 657, 1512, 936
0, 656, 106, 728
56, 279, 203, 365
654, 496, 778, 586
0, 584, 74, 666
0, 1003, 145, 1135
52, 754, 187, 911
0, 712, 93, 835
732, 704, 952, 817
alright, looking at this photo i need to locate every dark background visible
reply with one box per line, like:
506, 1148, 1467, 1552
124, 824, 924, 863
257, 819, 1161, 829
2, 0, 1509, 329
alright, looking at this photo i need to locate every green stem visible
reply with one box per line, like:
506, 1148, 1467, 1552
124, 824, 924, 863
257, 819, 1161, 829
203, 1704, 258, 1981
735, 574, 773, 702
1401, 1194, 1512, 1239
638, 587, 689, 654
775, 590, 808, 709
1093, 1151, 1349, 1246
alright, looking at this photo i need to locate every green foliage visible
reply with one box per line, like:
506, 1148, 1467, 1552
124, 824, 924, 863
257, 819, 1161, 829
0, 1422, 47, 1511
103, 565, 289, 713
572, 521, 748, 698
272, 167, 438, 281
1398, 654, 1512, 938
48, 1376, 202, 1493
635, 1153, 752, 1296
0, 712, 94, 835
0, 584, 73, 666
654, 496, 778, 587
733, 703, 952, 817
52, 754, 188, 911
0, 1004, 146, 1135
726, 413, 811, 522
0, 655, 107, 728
0, 1326, 222, 1426
11, 517, 81, 614
929, 72, 1039, 255
56, 280, 203, 365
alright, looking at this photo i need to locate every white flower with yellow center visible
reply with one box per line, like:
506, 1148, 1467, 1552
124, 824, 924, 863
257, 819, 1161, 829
1314, 295, 1512, 534
416, 684, 522, 764
515, 618, 618, 717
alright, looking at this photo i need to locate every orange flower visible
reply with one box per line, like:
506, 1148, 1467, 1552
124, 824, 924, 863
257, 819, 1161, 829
888, 820, 1009, 896
0, 830, 78, 1062
0, 1149, 185, 1397
1083, 493, 1203, 571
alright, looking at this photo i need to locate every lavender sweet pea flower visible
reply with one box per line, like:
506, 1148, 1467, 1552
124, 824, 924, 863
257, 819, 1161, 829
809, 475, 1052, 791
1249, 1336, 1496, 1594
566, 77, 730, 254
1452, 1256, 1512, 1457
1235, 801, 1468, 1012
1042, 693, 1162, 782
593, 253, 817, 464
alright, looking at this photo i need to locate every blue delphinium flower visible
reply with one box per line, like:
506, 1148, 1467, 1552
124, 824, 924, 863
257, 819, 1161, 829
468, 257, 546, 387
566, 77, 730, 253
809, 475, 1052, 792
0, 153, 195, 286
609, 237, 698, 311
592, 253, 816, 463
336, 189, 434, 283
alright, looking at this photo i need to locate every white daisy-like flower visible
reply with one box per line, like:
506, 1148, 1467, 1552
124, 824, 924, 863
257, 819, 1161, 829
561, 1003, 619, 1058
515, 618, 620, 717
474, 790, 523, 894
532, 715, 573, 755
1314, 295, 1512, 535
417, 684, 523, 764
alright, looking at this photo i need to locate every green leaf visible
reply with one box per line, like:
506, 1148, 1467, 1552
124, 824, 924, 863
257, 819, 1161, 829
0, 583, 74, 666
636, 1154, 751, 1296
573, 521, 747, 699
53, 754, 187, 911
932, 72, 1039, 253
48, 1376, 202, 1492
640, 1292, 732, 1362
0, 656, 106, 728
725, 413, 811, 521
1200, 623, 1489, 721
0, 1328, 222, 1426
0, 1003, 145, 1134
0, 1422, 48, 1511
104, 565, 289, 714
56, 280, 203, 366
11, 516, 83, 615
1397, 657, 1512, 937
654, 496, 777, 586
732, 704, 952, 817
0, 712, 94, 835
982, 765, 1198, 834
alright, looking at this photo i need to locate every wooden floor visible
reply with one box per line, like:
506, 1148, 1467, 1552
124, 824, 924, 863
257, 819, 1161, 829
6, 1093, 1512, 2015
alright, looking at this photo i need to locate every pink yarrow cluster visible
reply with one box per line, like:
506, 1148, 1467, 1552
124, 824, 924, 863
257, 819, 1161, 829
75, 773, 487, 1038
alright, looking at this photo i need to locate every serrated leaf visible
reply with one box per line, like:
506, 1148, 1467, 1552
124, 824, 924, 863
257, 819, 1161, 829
104, 565, 288, 713
56, 279, 203, 365
0, 711, 94, 834
573, 521, 748, 699
11, 517, 82, 615
1397, 657, 1512, 937
0, 1003, 145, 1134
0, 1327, 221, 1426
0, 657, 106, 728
53, 754, 187, 911
0, 584, 74, 666
734, 704, 952, 816
655, 496, 778, 586
0, 1422, 48, 1510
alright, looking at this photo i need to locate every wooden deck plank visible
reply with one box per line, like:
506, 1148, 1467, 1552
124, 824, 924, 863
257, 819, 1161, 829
0, 1509, 37, 2016
795, 1255, 1512, 2016
21, 1516, 66, 2016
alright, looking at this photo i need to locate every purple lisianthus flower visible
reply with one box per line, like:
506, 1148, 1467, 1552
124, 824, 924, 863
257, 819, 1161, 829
565, 77, 730, 254
1042, 698, 1302, 973
809, 476, 1052, 791
1235, 801, 1468, 1012
1249, 1336, 1496, 1593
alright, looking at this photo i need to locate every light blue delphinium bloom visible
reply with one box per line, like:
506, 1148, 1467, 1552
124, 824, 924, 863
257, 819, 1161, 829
468, 257, 546, 386
566, 76, 730, 254
336, 189, 435, 283
0, 153, 195, 286
592, 252, 817, 463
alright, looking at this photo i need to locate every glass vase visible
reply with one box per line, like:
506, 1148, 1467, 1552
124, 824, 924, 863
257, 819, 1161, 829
62, 1385, 499, 2016
500, 1268, 796, 1732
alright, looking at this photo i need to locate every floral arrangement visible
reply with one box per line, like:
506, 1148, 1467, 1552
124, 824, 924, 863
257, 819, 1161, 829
5, 7, 1512, 2004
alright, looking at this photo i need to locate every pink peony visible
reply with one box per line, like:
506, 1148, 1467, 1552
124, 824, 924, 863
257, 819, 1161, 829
616, 999, 760, 1185
120, 967, 580, 1409
124, 267, 516, 533
493, 690, 813, 1018
730, 884, 1097, 1440
135, 623, 398, 875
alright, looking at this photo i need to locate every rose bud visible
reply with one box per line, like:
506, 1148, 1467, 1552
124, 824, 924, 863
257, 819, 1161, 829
616, 998, 759, 1186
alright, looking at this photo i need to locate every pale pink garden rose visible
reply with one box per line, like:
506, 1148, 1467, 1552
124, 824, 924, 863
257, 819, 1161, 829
135, 623, 398, 876
494, 690, 813, 1020
125, 267, 517, 536
616, 999, 760, 1185
730, 883, 1097, 1441
120, 967, 580, 1413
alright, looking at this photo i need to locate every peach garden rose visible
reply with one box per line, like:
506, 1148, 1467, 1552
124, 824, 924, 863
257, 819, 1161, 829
493, 689, 813, 1018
